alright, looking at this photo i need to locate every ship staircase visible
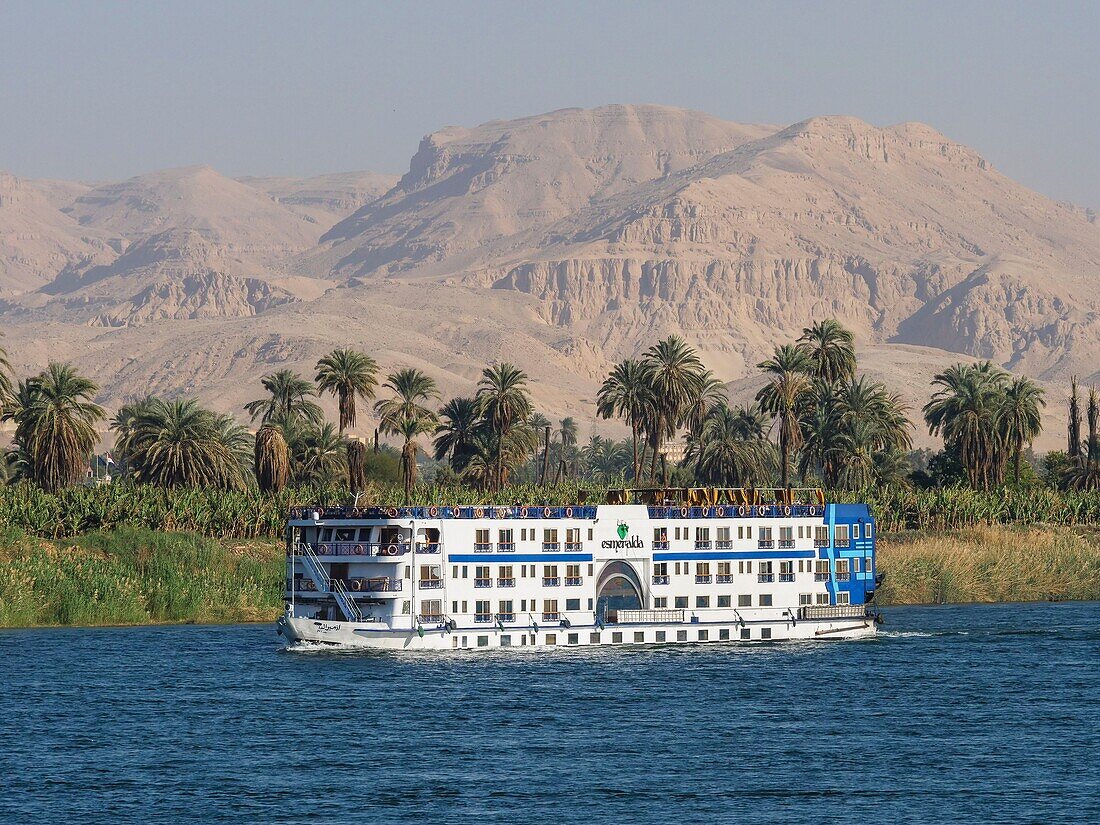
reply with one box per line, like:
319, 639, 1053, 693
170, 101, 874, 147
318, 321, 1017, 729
297, 542, 363, 621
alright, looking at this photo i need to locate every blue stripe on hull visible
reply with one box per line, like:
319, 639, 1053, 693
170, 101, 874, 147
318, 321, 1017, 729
447, 553, 594, 563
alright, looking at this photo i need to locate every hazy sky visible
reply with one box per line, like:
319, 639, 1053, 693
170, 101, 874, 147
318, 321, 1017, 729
2, 1, 1097, 208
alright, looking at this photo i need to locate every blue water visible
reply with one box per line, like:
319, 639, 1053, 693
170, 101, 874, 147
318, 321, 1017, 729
2, 603, 1098, 824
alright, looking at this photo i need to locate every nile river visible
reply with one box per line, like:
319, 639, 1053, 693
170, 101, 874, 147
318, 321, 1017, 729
2, 602, 1098, 823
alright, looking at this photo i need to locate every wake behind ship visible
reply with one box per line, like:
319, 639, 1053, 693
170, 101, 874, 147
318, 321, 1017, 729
276, 487, 882, 650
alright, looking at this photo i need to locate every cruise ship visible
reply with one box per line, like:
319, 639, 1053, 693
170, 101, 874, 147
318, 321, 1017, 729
276, 489, 882, 650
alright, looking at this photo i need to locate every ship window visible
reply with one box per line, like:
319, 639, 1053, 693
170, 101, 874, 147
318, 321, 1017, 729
738, 561, 744, 574
461, 566, 468, 578
566, 598, 580, 611
499, 565, 513, 579
320, 528, 333, 541
780, 561, 793, 575
836, 559, 850, 575
655, 631, 666, 642
588, 599, 593, 610
634, 631, 645, 643
698, 630, 708, 641
695, 527, 710, 542
335, 527, 355, 541
760, 594, 773, 607
696, 596, 709, 608
760, 527, 773, 541
738, 526, 745, 539
854, 557, 862, 572
816, 593, 829, 605
461, 636, 468, 646
590, 632, 601, 643
696, 562, 710, 576
654, 562, 668, 576
498, 528, 513, 545
865, 556, 873, 571
674, 562, 681, 575
498, 600, 513, 616
545, 634, 556, 646
451, 601, 458, 613
835, 524, 849, 544
760, 561, 773, 575
461, 600, 467, 613
421, 599, 442, 619
799, 593, 812, 605
761, 628, 772, 640
654, 597, 668, 608
718, 595, 731, 608
780, 526, 792, 541
501, 635, 512, 647
588, 529, 593, 541
588, 564, 593, 576
718, 562, 731, 576
867, 523, 873, 538
475, 601, 491, 621
566, 527, 581, 544
357, 528, 371, 541
719, 628, 730, 641
675, 596, 688, 609
746, 561, 753, 574
543, 528, 558, 544
404, 565, 411, 579
566, 563, 581, 578
738, 594, 752, 607
452, 566, 458, 578
815, 560, 829, 575
453, 637, 459, 648
837, 592, 851, 605
612, 632, 623, 643
677, 630, 687, 642
741, 628, 751, 640
653, 527, 667, 542
717, 527, 730, 542
853, 524, 861, 539
568, 633, 579, 645
475, 565, 490, 581
746, 526, 752, 539
543, 565, 558, 578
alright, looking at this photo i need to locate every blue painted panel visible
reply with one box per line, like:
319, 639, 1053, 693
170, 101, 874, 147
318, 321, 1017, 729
447, 553, 594, 563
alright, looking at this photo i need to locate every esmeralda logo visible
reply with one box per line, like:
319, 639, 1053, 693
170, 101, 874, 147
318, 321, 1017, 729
602, 521, 644, 549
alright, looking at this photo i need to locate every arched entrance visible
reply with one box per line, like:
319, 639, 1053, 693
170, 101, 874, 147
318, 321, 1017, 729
595, 561, 644, 620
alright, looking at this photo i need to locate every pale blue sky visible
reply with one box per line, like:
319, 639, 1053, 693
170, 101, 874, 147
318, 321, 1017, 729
2, 1, 1097, 208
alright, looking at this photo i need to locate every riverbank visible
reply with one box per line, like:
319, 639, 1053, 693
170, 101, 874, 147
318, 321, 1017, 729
1, 525, 1098, 627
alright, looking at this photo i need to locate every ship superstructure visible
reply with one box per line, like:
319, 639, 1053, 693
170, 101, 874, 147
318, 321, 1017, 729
277, 489, 881, 650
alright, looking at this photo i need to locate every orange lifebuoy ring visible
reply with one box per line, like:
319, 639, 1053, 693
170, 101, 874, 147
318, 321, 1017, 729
354, 544, 364, 555
428, 506, 439, 518
351, 579, 362, 591
474, 507, 485, 519
384, 544, 398, 556
386, 507, 398, 518
564, 506, 574, 518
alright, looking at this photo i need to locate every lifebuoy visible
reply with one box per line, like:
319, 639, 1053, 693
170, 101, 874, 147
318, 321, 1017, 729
520, 507, 529, 518
496, 508, 507, 519
680, 506, 689, 518
354, 544, 364, 555
351, 579, 362, 591
564, 506, 574, 518
542, 507, 551, 518
809, 506, 817, 516
716, 506, 725, 517
474, 507, 485, 519
784, 506, 792, 517
386, 507, 398, 518
428, 506, 439, 518
737, 505, 746, 516
384, 544, 399, 556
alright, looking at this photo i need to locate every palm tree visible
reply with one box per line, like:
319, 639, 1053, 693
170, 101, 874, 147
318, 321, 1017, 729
559, 417, 579, 479
596, 359, 652, 482
798, 319, 856, 386
0, 332, 13, 412
374, 368, 439, 499
5, 363, 105, 492
996, 376, 1045, 484
244, 369, 324, 428
642, 337, 706, 480
581, 435, 631, 481
1069, 376, 1082, 465
254, 423, 290, 493
474, 363, 533, 491
924, 362, 1009, 490
315, 348, 379, 434
113, 397, 244, 488
293, 422, 347, 485
1088, 387, 1100, 467
529, 412, 552, 484
434, 397, 481, 472
110, 396, 160, 474
688, 402, 772, 487
755, 344, 813, 488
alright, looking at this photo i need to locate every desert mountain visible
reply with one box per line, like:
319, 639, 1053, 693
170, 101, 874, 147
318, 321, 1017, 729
1, 105, 1097, 449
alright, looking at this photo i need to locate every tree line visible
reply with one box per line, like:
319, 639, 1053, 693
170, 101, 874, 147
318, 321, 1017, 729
0, 320, 1096, 497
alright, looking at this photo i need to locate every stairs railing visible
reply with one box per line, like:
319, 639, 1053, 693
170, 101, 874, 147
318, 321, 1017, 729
297, 542, 363, 622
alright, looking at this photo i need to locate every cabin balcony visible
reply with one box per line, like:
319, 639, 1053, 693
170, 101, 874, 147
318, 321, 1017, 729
836, 539, 851, 548
694, 541, 712, 550
695, 575, 711, 584
716, 574, 733, 583
497, 577, 516, 588
715, 540, 733, 550
652, 575, 670, 585
474, 613, 493, 623
417, 542, 442, 554
814, 573, 830, 581
814, 539, 829, 548
565, 576, 583, 586
497, 542, 516, 552
542, 542, 560, 551
418, 613, 443, 623
836, 573, 851, 581
778, 539, 795, 549
474, 578, 492, 588
496, 612, 515, 623
418, 579, 444, 590
758, 539, 774, 549
779, 573, 795, 583
758, 573, 775, 583
564, 541, 583, 552
542, 611, 560, 622
473, 542, 493, 553
312, 542, 411, 557
653, 540, 669, 550
542, 577, 560, 587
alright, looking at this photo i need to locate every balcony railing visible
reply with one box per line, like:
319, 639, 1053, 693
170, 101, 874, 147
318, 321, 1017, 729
835, 539, 851, 548
497, 542, 516, 552
542, 577, 560, 587
497, 577, 516, 588
778, 539, 795, 549
565, 576, 583, 586
694, 541, 712, 550
652, 574, 670, 585
814, 539, 829, 548
653, 540, 669, 550
542, 611, 560, 622
313, 542, 410, 557
814, 573, 830, 581
564, 541, 584, 552
474, 614, 493, 623
474, 578, 492, 588
835, 572, 851, 581
757, 539, 774, 549
346, 577, 402, 593
715, 540, 733, 550
542, 542, 560, 551
758, 573, 775, 583
716, 574, 733, 583
473, 542, 493, 553
495, 612, 515, 623
418, 613, 443, 623
417, 542, 442, 554
695, 574, 712, 584
418, 579, 444, 589
779, 573, 795, 583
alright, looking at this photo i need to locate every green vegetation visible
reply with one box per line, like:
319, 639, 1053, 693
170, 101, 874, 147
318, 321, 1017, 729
0, 526, 281, 627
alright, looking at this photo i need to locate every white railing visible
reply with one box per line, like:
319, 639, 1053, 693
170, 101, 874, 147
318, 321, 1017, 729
297, 542, 362, 621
